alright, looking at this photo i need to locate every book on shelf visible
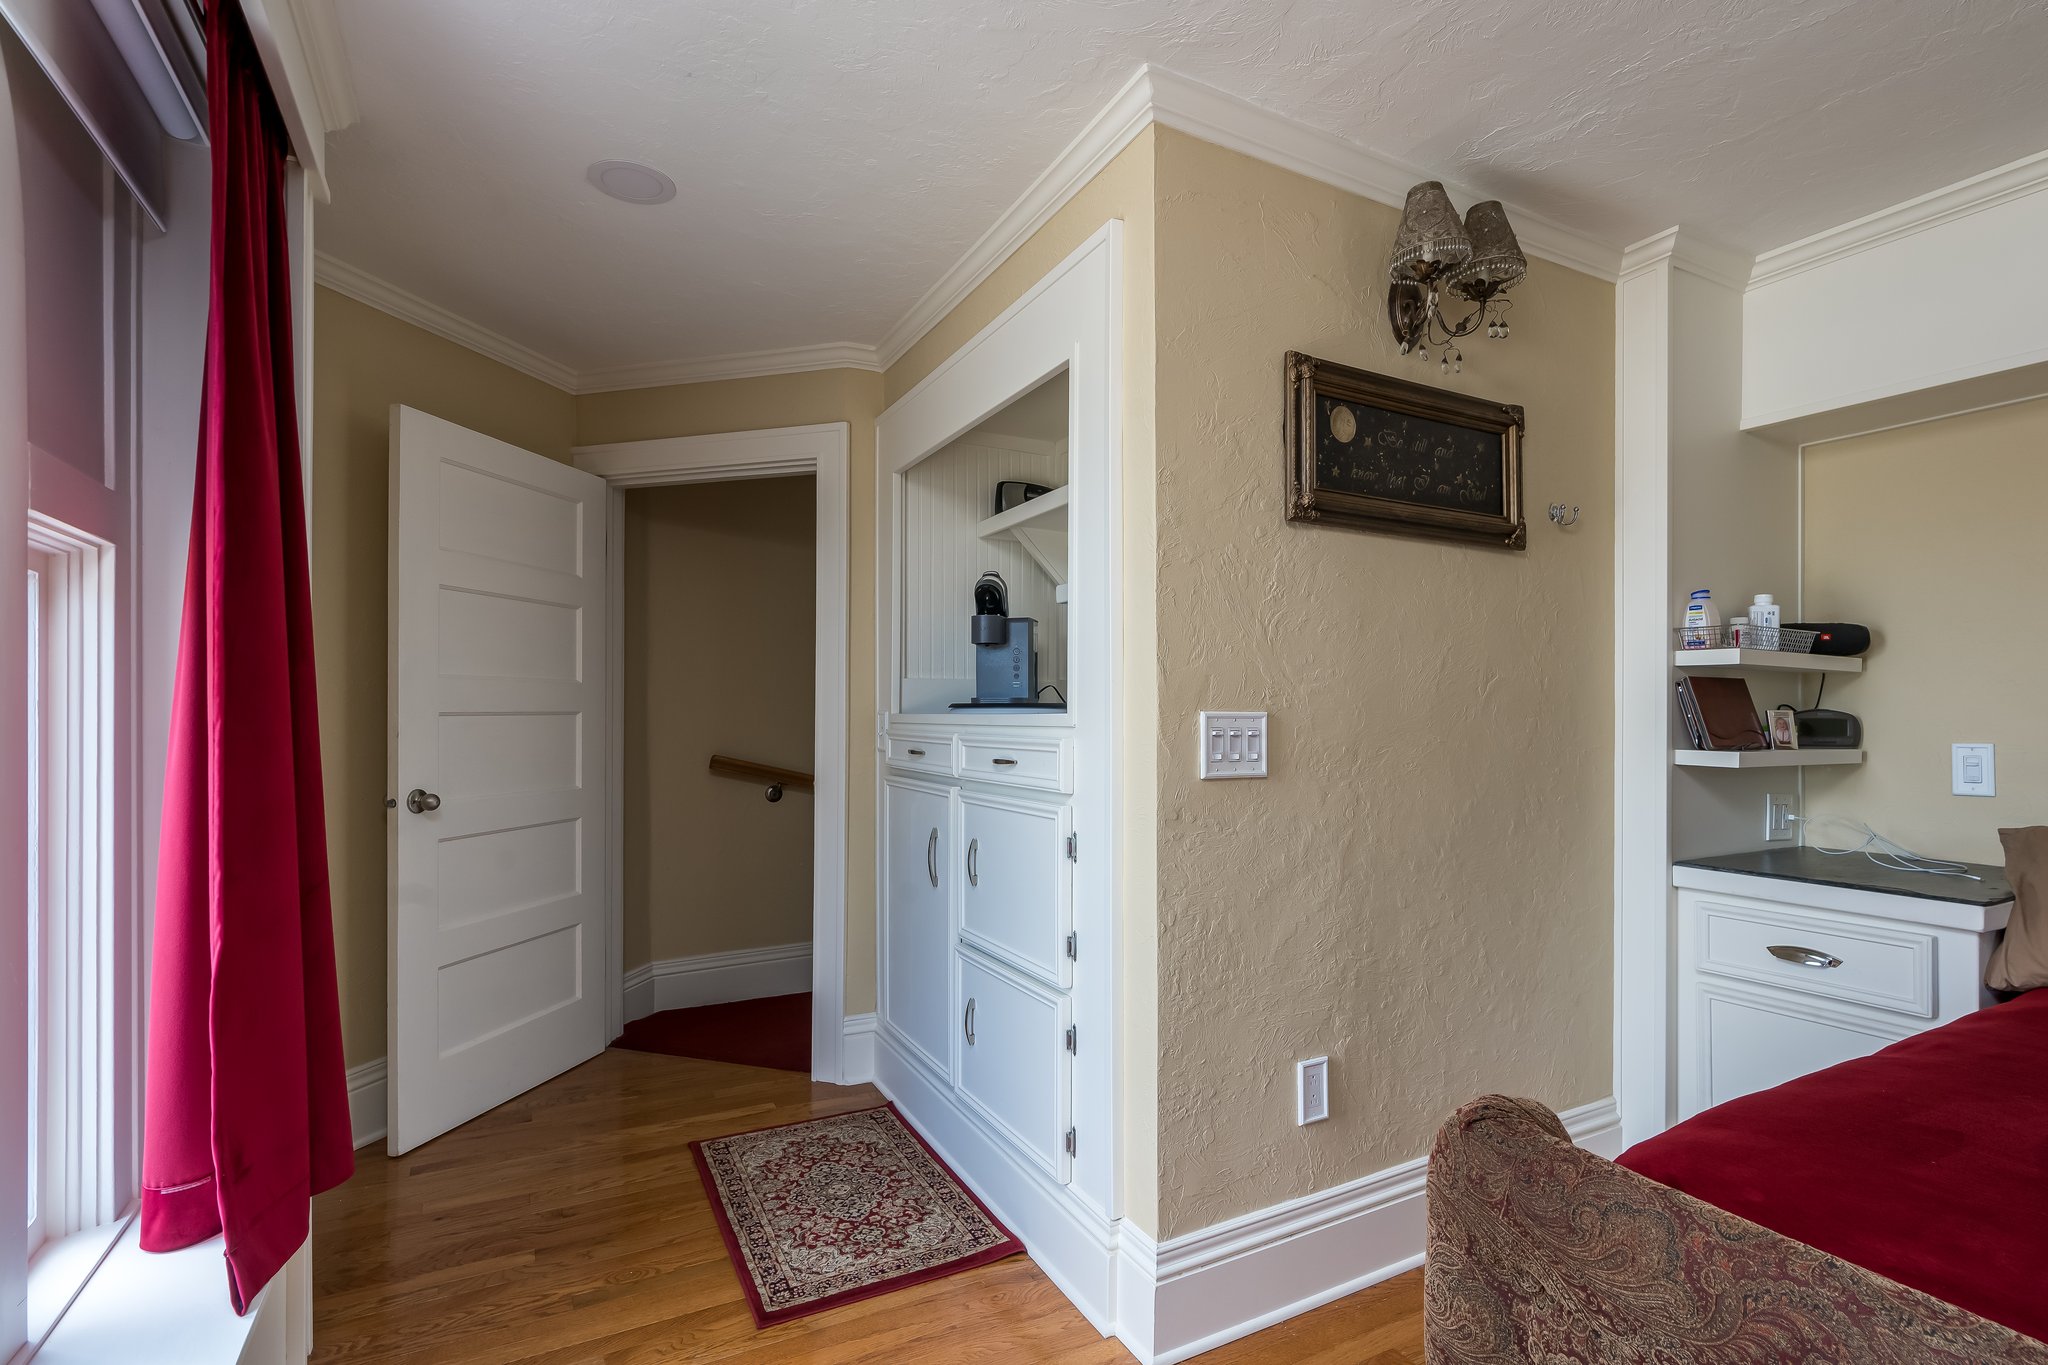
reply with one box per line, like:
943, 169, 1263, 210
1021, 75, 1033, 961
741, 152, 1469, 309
1675, 675, 1767, 751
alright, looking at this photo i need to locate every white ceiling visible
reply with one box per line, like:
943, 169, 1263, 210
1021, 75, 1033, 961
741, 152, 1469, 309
317, 0, 2048, 383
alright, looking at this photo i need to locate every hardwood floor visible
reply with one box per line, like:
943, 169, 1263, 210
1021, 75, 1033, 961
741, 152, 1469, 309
313, 1049, 1424, 1363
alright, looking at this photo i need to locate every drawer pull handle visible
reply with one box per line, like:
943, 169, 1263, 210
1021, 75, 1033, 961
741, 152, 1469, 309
964, 997, 976, 1046
991, 757, 1018, 766
927, 827, 939, 888
967, 837, 979, 886
1768, 944, 1843, 970
907, 747, 926, 757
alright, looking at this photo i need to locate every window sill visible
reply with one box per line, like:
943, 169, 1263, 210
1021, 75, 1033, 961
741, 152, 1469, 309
29, 1219, 302, 1365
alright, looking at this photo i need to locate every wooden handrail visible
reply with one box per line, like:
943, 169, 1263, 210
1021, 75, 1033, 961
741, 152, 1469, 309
708, 754, 814, 792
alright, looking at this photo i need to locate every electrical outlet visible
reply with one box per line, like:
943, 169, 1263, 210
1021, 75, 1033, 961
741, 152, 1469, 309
1764, 793, 1795, 842
1296, 1056, 1330, 1125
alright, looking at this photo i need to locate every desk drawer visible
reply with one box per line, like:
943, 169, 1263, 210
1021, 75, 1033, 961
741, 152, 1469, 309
959, 736, 1069, 793
885, 731, 955, 778
1694, 900, 1934, 1018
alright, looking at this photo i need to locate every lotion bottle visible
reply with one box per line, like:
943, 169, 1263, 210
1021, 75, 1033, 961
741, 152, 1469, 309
1683, 589, 1719, 648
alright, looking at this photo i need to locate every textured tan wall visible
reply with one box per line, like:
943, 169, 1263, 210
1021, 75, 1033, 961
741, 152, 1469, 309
311, 286, 578, 1068
882, 128, 1161, 1233
578, 368, 885, 1011
1150, 129, 1615, 1237
623, 478, 817, 968
1802, 397, 2048, 865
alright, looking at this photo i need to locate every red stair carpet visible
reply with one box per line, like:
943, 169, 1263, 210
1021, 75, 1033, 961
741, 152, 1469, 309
611, 992, 811, 1073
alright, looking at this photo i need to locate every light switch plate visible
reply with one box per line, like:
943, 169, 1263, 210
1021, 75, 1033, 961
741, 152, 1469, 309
1953, 743, 1996, 797
1199, 710, 1268, 779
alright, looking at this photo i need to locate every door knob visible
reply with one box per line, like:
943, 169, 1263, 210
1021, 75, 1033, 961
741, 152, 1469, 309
405, 788, 442, 814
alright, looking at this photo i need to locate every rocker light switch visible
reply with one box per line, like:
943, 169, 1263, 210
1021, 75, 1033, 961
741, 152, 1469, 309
1199, 711, 1268, 780
1953, 743, 1996, 797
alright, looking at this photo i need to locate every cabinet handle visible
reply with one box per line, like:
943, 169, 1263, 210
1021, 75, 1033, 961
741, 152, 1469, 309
964, 996, 976, 1045
967, 837, 979, 886
907, 747, 925, 757
991, 757, 1018, 766
1767, 944, 1843, 970
927, 827, 939, 888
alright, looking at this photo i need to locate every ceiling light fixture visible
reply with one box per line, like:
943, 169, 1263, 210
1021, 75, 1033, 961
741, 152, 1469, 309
1386, 181, 1526, 375
587, 159, 677, 205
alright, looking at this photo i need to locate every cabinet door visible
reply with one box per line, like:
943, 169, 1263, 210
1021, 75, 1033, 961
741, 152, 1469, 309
960, 792, 1070, 989
882, 779, 955, 1078
957, 950, 1072, 1183
1686, 983, 1912, 1118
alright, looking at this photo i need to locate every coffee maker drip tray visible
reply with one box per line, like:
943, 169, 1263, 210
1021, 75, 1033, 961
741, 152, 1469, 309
948, 699, 1067, 710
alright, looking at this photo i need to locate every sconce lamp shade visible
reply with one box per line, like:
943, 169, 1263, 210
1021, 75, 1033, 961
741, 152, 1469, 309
1387, 181, 1472, 282
1451, 200, 1526, 295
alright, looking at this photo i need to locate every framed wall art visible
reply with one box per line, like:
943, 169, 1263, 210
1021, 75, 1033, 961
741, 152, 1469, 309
1283, 352, 1526, 549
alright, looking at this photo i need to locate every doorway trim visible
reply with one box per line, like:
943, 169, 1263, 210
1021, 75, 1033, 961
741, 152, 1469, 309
571, 422, 851, 1085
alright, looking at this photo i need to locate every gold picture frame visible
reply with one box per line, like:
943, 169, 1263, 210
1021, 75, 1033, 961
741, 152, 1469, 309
1284, 351, 1526, 549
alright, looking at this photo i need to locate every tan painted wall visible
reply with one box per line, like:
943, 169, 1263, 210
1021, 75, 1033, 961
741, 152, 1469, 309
623, 477, 817, 968
1802, 397, 2048, 865
310, 286, 578, 1067
577, 368, 885, 1012
1149, 129, 1616, 1237
881, 127, 1162, 1233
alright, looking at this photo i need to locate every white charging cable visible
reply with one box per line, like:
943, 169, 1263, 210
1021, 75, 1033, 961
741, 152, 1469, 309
1790, 813, 1983, 881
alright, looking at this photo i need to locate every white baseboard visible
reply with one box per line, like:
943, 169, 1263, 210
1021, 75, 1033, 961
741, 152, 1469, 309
347, 1057, 388, 1151
621, 942, 814, 1023
1119, 1095, 1623, 1363
841, 1012, 877, 1084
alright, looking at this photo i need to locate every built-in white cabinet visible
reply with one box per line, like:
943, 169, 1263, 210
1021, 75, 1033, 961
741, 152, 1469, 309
957, 949, 1074, 1182
1673, 867, 2008, 1120
961, 791, 1072, 989
881, 777, 957, 1078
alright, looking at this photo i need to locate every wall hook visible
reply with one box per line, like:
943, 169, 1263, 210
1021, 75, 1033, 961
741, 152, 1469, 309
1547, 503, 1580, 527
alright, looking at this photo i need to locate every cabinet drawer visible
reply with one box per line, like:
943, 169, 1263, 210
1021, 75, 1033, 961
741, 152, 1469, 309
959, 736, 1069, 793
885, 731, 956, 778
961, 793, 1071, 988
1688, 983, 1913, 1117
1693, 900, 1934, 1018
957, 951, 1072, 1184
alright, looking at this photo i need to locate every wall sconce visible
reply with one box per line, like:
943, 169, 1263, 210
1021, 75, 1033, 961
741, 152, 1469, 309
1386, 182, 1527, 375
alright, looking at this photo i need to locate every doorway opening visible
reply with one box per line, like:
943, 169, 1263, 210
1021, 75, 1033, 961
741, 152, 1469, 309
612, 474, 819, 1073
576, 424, 853, 1084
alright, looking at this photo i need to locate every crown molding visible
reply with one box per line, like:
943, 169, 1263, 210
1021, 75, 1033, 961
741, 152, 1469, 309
1141, 67, 1624, 285
1618, 227, 1754, 291
1749, 147, 2048, 291
313, 252, 583, 392
285, 0, 358, 131
873, 65, 1158, 369
874, 64, 1626, 370
574, 343, 882, 393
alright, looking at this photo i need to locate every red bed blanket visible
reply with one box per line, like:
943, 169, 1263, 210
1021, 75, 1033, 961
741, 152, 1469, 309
1619, 989, 2048, 1343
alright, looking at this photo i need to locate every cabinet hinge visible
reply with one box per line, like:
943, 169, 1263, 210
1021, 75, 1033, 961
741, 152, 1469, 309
1064, 1127, 1078, 1157
1065, 931, 1078, 961
1065, 832, 1078, 862
1065, 1024, 1078, 1054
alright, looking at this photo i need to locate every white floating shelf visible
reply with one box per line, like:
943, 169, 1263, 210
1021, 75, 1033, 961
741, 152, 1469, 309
1673, 748, 1864, 769
1673, 648, 1862, 675
977, 485, 1068, 537
977, 486, 1069, 588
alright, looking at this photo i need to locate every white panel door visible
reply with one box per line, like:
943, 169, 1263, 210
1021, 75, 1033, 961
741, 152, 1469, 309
960, 791, 1070, 989
956, 950, 1072, 1183
881, 777, 954, 1077
388, 405, 607, 1154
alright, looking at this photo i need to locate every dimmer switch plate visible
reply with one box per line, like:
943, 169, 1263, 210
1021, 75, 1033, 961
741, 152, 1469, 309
1953, 743, 1996, 797
1199, 711, 1268, 780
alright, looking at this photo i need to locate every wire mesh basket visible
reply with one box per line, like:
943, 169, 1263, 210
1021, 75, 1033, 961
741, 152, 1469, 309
1674, 623, 1817, 653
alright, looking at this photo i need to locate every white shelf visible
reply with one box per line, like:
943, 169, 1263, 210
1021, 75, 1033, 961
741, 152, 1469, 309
1673, 648, 1862, 674
977, 485, 1069, 588
1673, 748, 1863, 769
976, 484, 1068, 537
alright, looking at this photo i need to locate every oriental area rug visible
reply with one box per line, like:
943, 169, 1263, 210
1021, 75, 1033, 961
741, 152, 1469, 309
691, 1104, 1022, 1326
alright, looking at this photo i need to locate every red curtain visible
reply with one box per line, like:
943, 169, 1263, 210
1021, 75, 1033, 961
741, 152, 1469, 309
139, 0, 352, 1312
